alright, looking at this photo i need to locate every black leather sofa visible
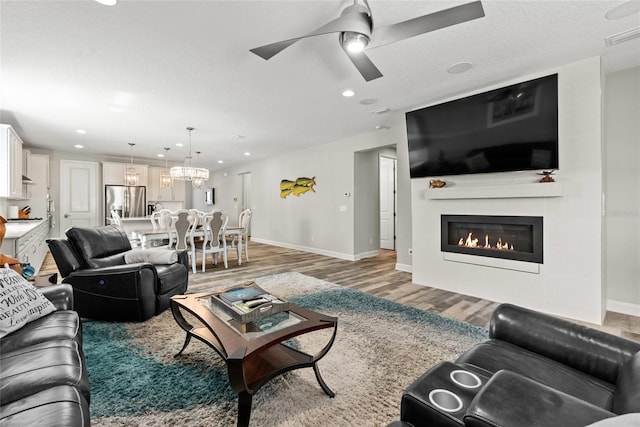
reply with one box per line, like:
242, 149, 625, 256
47, 225, 189, 321
0, 284, 90, 426
391, 304, 640, 427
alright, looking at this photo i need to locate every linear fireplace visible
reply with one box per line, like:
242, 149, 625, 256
441, 215, 543, 264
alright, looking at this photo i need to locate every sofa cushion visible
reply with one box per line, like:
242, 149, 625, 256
0, 269, 56, 338
0, 385, 90, 427
457, 339, 616, 409
125, 249, 178, 265
66, 225, 131, 268
0, 310, 82, 354
612, 351, 640, 414
0, 340, 90, 406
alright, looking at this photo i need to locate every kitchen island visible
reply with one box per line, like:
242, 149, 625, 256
0, 219, 50, 273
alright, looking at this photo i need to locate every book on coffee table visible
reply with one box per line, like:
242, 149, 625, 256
214, 282, 289, 324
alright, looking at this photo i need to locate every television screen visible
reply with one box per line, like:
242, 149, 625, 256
406, 74, 558, 178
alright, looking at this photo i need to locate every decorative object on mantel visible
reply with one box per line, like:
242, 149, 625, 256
537, 170, 555, 183
280, 177, 316, 198
170, 127, 210, 184
429, 179, 447, 188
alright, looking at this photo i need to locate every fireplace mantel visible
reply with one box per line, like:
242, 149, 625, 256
427, 182, 563, 200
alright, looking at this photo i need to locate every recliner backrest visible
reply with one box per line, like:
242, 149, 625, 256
66, 225, 132, 269
46, 238, 83, 277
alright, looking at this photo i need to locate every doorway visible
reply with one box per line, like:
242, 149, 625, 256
59, 160, 101, 232
379, 155, 396, 250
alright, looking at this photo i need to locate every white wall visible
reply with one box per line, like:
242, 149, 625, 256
204, 122, 408, 261
605, 66, 640, 316
410, 57, 605, 324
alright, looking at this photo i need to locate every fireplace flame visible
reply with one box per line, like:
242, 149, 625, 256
458, 232, 514, 251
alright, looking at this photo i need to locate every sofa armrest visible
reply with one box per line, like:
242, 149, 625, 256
464, 370, 615, 427
40, 283, 74, 310
489, 304, 640, 384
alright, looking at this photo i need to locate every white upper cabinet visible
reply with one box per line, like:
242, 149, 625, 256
103, 161, 148, 186
147, 166, 185, 202
0, 124, 24, 199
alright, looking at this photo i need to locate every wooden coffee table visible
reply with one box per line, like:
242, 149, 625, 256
170, 289, 338, 427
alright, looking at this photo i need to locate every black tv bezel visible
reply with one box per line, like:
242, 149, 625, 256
406, 74, 559, 179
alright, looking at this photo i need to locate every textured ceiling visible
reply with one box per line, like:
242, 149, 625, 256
1, 0, 639, 169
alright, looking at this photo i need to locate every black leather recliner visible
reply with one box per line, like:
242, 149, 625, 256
390, 304, 640, 427
47, 225, 189, 321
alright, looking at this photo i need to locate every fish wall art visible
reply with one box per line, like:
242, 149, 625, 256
280, 177, 316, 198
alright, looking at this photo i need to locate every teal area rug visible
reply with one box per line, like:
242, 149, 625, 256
85, 272, 488, 426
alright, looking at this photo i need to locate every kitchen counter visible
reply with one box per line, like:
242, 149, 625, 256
4, 219, 49, 239
1, 219, 50, 273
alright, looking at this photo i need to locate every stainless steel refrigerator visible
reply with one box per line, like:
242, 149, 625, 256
105, 185, 146, 224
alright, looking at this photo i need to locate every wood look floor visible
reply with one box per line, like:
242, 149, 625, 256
39, 241, 640, 343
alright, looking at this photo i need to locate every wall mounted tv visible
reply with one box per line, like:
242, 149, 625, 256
406, 74, 558, 178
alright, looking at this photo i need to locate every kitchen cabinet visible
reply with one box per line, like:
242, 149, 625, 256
147, 166, 185, 202
0, 124, 24, 199
103, 161, 148, 186
0, 220, 49, 273
22, 149, 32, 199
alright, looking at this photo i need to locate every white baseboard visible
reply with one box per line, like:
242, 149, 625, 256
607, 299, 640, 317
251, 237, 356, 261
396, 263, 412, 273
355, 250, 379, 260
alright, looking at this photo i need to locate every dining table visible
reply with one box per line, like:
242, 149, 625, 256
133, 226, 246, 265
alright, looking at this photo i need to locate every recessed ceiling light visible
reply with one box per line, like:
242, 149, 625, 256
232, 134, 245, 140
218, 160, 224, 164
342, 89, 355, 97
359, 98, 377, 105
75, 129, 87, 134
176, 143, 184, 147
244, 152, 251, 156
606, 1, 640, 19
376, 125, 391, 130
447, 61, 474, 74
74, 144, 84, 149
157, 154, 165, 158
95, 0, 117, 6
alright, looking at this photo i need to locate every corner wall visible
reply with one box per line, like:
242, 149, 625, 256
410, 57, 605, 324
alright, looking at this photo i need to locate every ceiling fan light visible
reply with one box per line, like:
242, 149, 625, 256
342, 32, 369, 53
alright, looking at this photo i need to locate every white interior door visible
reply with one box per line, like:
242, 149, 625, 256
379, 156, 396, 250
60, 160, 101, 231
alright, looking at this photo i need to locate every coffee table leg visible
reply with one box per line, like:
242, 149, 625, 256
175, 333, 192, 357
237, 391, 253, 427
313, 363, 335, 398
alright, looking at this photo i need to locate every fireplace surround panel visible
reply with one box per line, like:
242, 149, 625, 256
441, 215, 543, 264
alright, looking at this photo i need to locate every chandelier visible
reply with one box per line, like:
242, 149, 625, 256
125, 142, 139, 186
170, 127, 209, 184
159, 147, 172, 188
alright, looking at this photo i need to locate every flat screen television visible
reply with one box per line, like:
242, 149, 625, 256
406, 74, 558, 178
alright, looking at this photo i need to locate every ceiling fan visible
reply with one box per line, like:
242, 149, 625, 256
250, 1, 485, 82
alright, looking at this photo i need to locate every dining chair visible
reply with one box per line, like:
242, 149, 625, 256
110, 209, 122, 225
233, 208, 252, 264
198, 210, 228, 271
169, 209, 198, 273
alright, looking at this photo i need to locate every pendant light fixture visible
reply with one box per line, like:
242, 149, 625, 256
192, 151, 205, 189
159, 147, 172, 188
125, 143, 139, 186
170, 127, 209, 183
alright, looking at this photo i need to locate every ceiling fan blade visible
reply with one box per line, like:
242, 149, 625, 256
368, 1, 485, 49
343, 48, 383, 82
250, 6, 372, 60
